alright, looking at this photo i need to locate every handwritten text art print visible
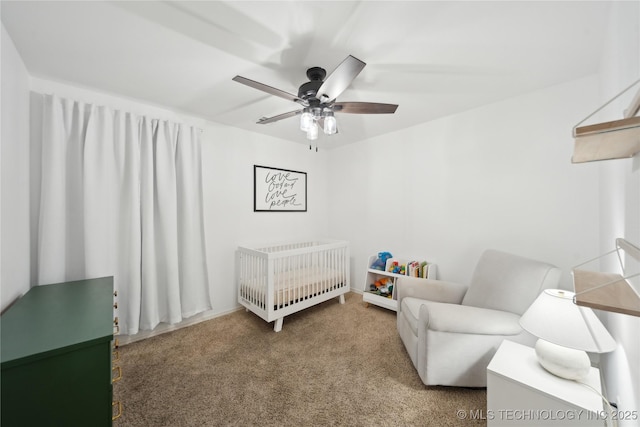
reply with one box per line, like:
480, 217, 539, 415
254, 165, 307, 212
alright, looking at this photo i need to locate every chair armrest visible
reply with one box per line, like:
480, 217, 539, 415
419, 302, 523, 335
396, 276, 468, 308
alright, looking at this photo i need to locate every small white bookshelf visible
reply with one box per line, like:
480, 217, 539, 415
363, 254, 437, 311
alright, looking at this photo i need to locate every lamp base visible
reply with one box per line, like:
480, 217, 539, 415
534, 339, 590, 380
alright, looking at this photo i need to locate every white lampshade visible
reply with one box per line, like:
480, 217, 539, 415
520, 289, 616, 353
519, 289, 616, 380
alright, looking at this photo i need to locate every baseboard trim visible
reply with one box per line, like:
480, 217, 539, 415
119, 306, 244, 346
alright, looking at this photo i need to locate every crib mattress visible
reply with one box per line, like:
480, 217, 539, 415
240, 267, 346, 308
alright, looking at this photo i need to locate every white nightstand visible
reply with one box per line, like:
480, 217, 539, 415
487, 340, 605, 426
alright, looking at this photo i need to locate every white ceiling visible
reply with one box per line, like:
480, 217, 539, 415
2, 1, 612, 149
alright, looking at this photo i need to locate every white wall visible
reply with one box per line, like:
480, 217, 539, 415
328, 75, 601, 291
1, 24, 31, 311
596, 1, 640, 422
199, 122, 332, 315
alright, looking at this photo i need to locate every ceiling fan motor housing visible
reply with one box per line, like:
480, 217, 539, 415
298, 67, 327, 101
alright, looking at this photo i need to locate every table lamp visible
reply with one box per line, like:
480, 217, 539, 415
519, 289, 617, 380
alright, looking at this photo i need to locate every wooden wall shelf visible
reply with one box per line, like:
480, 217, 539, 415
572, 80, 640, 163
572, 238, 640, 317
572, 116, 640, 163
573, 269, 640, 316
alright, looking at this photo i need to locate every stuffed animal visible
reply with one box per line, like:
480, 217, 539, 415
370, 251, 392, 270
374, 277, 390, 288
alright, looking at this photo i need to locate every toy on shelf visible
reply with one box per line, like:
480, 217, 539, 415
370, 251, 392, 271
388, 261, 406, 275
368, 277, 394, 298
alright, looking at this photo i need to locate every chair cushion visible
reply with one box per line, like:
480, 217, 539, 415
461, 249, 561, 315
419, 302, 523, 335
401, 297, 523, 336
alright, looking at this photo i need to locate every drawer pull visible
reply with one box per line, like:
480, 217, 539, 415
114, 324, 120, 335
114, 290, 118, 297
114, 339, 120, 349
112, 365, 122, 383
113, 350, 120, 363
114, 302, 118, 309
114, 316, 119, 325
112, 401, 123, 421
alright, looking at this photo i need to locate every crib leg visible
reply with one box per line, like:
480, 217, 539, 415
274, 317, 283, 332
339, 294, 345, 305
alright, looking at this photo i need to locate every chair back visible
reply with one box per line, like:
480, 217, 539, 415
461, 249, 561, 315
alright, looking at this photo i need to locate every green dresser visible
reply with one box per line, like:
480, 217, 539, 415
1, 277, 115, 426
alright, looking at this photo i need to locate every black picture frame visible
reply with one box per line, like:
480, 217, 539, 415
253, 165, 307, 212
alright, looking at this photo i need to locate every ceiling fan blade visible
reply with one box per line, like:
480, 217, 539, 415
257, 109, 302, 125
316, 55, 366, 103
333, 102, 398, 114
232, 76, 308, 106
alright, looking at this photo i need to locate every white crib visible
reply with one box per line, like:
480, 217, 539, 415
236, 239, 350, 332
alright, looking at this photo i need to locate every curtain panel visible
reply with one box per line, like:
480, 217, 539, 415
37, 93, 211, 335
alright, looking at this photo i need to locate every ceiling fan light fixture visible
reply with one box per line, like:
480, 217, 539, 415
300, 109, 313, 132
306, 122, 319, 140
323, 112, 337, 135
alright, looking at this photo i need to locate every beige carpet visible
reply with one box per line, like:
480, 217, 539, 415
114, 292, 486, 426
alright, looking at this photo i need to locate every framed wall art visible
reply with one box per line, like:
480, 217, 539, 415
254, 165, 307, 212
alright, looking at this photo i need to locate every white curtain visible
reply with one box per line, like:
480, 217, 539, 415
37, 94, 211, 335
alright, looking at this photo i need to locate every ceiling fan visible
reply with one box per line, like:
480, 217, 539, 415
232, 55, 398, 142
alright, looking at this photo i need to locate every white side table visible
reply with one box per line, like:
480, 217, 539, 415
487, 340, 605, 426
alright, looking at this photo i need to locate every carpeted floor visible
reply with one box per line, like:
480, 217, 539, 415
114, 292, 486, 426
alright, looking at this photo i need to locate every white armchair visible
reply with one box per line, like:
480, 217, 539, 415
396, 249, 561, 387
